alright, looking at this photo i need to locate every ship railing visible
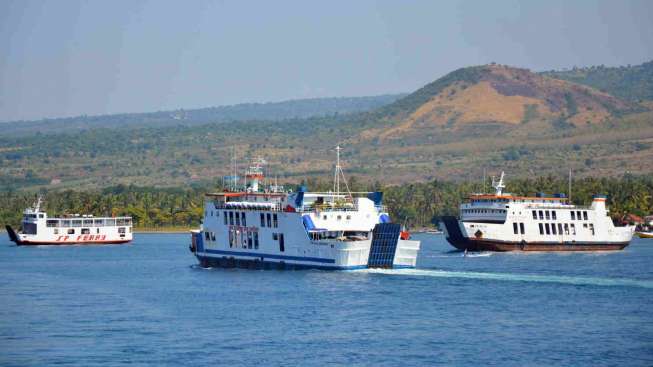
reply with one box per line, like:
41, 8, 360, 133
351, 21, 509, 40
298, 203, 360, 213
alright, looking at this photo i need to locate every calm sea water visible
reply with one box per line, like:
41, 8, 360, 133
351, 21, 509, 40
1, 233, 652, 366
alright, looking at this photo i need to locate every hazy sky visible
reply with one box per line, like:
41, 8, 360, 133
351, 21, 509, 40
1, 0, 652, 122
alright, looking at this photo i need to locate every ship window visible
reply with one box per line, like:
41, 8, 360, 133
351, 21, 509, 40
323, 215, 327, 220
513, 223, 518, 234
54, 228, 59, 235
545, 211, 550, 220
205, 231, 210, 240
558, 223, 563, 235
571, 211, 576, 220
545, 223, 550, 235
272, 233, 278, 241
118, 227, 126, 234
589, 223, 595, 235
46, 220, 58, 227
241, 212, 246, 226
273, 213, 278, 228
260, 213, 265, 227
254, 232, 259, 249
211, 211, 213, 217
570, 223, 576, 235
83, 219, 93, 226
39, 214, 44, 218
23, 223, 37, 234
552, 211, 557, 220
235, 212, 240, 226
94, 219, 104, 226
583, 223, 588, 228
347, 215, 351, 220
564, 223, 569, 235
68, 228, 75, 234
583, 211, 588, 220
539, 223, 544, 235
72, 220, 82, 227
539, 210, 544, 220
247, 232, 253, 249
81, 228, 89, 234
61, 220, 71, 227
551, 224, 557, 235
229, 212, 234, 225
224, 212, 228, 225
532, 211, 537, 219
337, 215, 342, 220
279, 233, 285, 252
520, 223, 525, 234
577, 211, 582, 220
211, 232, 215, 241
229, 231, 233, 248
97, 228, 100, 234
267, 213, 272, 227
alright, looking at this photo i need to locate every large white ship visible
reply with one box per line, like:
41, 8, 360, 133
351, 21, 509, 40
441, 173, 635, 251
6, 197, 133, 246
189, 148, 421, 270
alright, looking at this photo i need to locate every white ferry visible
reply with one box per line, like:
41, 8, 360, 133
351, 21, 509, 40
189, 148, 421, 270
441, 173, 635, 251
6, 197, 133, 246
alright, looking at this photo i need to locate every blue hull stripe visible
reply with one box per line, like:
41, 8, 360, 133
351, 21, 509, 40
196, 254, 368, 270
201, 248, 336, 264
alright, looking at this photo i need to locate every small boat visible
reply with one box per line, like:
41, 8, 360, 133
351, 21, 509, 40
636, 231, 653, 239
6, 197, 133, 246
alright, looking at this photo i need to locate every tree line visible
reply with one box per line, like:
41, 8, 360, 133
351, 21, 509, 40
1, 175, 651, 230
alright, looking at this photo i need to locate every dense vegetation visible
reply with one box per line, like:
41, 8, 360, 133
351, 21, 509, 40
541, 60, 653, 102
2, 175, 651, 230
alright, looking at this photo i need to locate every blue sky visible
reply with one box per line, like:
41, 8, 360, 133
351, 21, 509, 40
1, 0, 652, 121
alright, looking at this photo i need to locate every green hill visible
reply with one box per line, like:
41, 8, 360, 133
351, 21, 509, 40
2, 63, 653, 192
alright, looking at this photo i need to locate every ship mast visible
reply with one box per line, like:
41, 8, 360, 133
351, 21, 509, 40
334, 146, 341, 195
332, 145, 352, 199
492, 171, 506, 195
568, 168, 572, 204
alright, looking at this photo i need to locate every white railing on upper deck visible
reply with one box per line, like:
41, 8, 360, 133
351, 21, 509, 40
45, 217, 132, 228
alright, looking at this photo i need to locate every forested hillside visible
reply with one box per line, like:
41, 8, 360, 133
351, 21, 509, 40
542, 60, 653, 102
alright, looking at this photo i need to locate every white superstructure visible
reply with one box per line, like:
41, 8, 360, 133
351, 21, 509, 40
441, 173, 635, 251
6, 197, 133, 245
190, 148, 420, 269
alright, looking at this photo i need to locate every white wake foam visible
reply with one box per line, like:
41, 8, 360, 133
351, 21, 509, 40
360, 268, 653, 289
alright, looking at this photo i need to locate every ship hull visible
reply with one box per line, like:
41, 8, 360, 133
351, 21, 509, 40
445, 238, 629, 252
17, 240, 131, 246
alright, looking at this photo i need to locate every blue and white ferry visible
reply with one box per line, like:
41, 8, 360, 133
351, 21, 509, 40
189, 148, 420, 270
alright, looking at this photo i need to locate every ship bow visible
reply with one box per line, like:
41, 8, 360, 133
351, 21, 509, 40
5, 225, 21, 245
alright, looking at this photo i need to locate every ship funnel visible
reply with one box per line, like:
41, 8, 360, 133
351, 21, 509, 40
591, 195, 607, 214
